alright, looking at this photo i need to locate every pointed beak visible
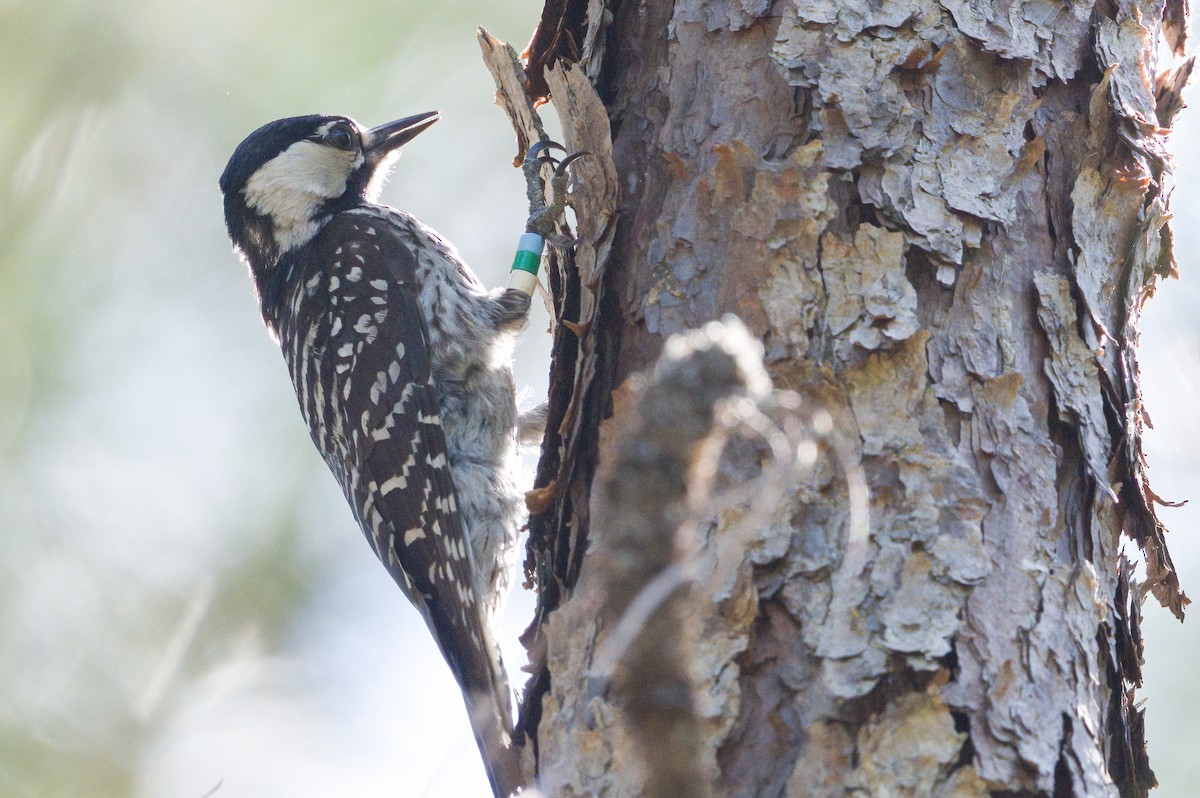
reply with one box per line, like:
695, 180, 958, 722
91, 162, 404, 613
364, 111, 440, 157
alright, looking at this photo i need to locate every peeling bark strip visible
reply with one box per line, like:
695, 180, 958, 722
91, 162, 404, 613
478, 27, 621, 748
483, 0, 1189, 794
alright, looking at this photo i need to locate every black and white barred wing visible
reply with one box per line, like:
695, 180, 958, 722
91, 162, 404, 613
297, 212, 507, 704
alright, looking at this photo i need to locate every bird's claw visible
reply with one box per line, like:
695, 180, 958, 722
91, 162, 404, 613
524, 140, 565, 167
524, 139, 566, 161
526, 145, 588, 177
523, 140, 588, 242
554, 151, 589, 177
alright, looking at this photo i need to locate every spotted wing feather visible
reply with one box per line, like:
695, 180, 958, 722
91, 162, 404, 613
281, 212, 510, 721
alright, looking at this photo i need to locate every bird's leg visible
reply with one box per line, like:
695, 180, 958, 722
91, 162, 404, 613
492, 288, 533, 331
522, 141, 587, 245
506, 141, 586, 297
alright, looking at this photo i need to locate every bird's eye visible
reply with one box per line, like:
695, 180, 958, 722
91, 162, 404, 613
327, 125, 356, 151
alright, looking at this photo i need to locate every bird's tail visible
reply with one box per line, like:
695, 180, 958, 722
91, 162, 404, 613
463, 673, 523, 797
425, 596, 524, 797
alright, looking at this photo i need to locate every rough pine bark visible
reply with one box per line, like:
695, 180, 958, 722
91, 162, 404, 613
484, 0, 1191, 795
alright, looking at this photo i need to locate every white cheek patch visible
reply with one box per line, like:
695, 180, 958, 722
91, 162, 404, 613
243, 140, 364, 251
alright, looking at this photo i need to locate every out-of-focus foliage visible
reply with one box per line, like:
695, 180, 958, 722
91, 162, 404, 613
0, 2, 543, 796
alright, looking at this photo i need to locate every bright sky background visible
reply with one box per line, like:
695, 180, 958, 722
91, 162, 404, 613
0, 3, 1196, 796
1134, 64, 1200, 798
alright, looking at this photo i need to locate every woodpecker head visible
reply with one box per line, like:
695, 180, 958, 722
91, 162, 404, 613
219, 111, 439, 273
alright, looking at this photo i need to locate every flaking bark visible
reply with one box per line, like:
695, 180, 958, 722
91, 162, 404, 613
484, 0, 1190, 794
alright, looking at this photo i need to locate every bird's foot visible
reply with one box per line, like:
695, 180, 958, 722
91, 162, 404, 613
523, 141, 587, 247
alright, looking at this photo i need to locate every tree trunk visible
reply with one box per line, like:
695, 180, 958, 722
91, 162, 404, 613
486, 0, 1191, 795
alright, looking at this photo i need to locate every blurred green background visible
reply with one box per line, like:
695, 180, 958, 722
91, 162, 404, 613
0, 2, 1196, 796
0, 1, 547, 796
